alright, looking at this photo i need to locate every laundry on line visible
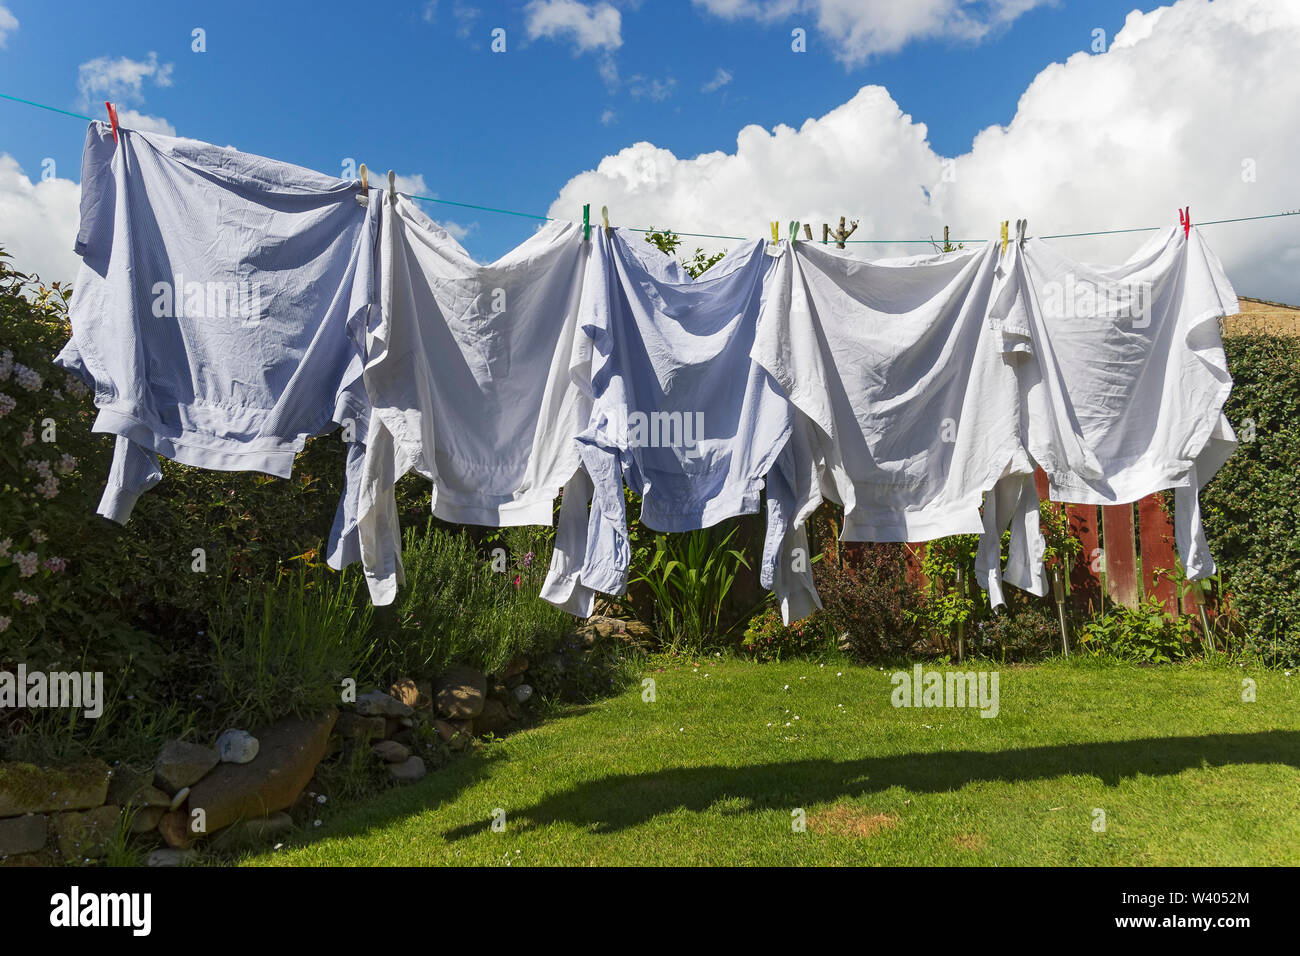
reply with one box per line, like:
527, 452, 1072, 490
54, 122, 1243, 623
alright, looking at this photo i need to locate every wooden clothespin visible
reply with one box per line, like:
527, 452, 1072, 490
601, 205, 611, 237
388, 169, 397, 203
357, 164, 369, 206
583, 204, 591, 241
830, 216, 858, 249
104, 101, 120, 143
1179, 206, 1191, 238
822, 223, 830, 245
1000, 220, 1010, 256
802, 223, 813, 241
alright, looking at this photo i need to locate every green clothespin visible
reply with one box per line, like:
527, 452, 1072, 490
789, 220, 800, 243
583, 204, 591, 241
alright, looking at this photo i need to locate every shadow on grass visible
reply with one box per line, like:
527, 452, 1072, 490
442, 730, 1300, 839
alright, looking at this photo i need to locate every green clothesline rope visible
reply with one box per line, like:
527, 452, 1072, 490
4, 90, 1298, 245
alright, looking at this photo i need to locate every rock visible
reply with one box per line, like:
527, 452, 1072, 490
216, 729, 260, 764
574, 614, 653, 649
505, 673, 525, 689
335, 712, 386, 742
130, 806, 165, 833
388, 756, 426, 783
147, 848, 197, 867
501, 656, 529, 680
389, 678, 433, 711
154, 740, 220, 793
52, 805, 121, 860
0, 760, 111, 816
105, 766, 152, 806
0, 814, 47, 856
371, 741, 410, 764
435, 665, 486, 719
168, 787, 190, 811
474, 699, 510, 736
513, 683, 534, 704
432, 719, 471, 751
210, 811, 294, 851
186, 711, 336, 836
157, 810, 196, 849
355, 690, 413, 718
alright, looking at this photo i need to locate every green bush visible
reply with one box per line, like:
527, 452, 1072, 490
375, 519, 575, 680
208, 566, 376, 727
1077, 596, 1196, 663
1200, 333, 1300, 665
741, 602, 834, 661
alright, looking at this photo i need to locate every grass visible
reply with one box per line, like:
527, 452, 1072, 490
240, 656, 1300, 866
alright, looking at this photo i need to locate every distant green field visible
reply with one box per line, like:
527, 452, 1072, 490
242, 658, 1300, 866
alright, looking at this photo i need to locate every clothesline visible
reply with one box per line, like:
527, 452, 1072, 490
4, 89, 1299, 246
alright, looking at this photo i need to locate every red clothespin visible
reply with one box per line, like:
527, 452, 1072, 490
105, 101, 120, 142
1179, 206, 1191, 238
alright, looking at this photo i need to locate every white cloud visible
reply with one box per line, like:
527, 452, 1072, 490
0, 154, 82, 286
392, 172, 433, 196
422, 1, 438, 23
600, 108, 617, 126
525, 0, 622, 53
441, 220, 477, 241
692, 0, 1054, 65
0, 5, 18, 47
702, 67, 733, 93
77, 51, 174, 107
627, 74, 677, 101
116, 109, 176, 136
551, 0, 1300, 302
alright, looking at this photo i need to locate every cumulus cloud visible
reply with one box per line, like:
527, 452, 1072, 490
0, 155, 82, 286
76, 51, 174, 107
551, 0, 1300, 301
692, 0, 1054, 66
116, 109, 176, 136
0, 4, 18, 47
525, 0, 622, 53
701, 67, 733, 93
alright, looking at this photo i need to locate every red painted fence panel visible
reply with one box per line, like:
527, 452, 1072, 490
1101, 503, 1140, 609
1137, 494, 1180, 616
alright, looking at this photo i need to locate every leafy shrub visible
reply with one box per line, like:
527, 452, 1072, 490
1077, 596, 1196, 663
970, 604, 1063, 663
815, 540, 922, 663
375, 519, 575, 680
741, 602, 832, 661
1200, 333, 1300, 665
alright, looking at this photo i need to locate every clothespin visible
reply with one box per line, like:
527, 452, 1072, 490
357, 164, 369, 206
802, 223, 813, 241
388, 169, 397, 203
1179, 206, 1191, 238
104, 101, 120, 143
771, 221, 779, 244
601, 205, 611, 237
1000, 220, 1010, 256
789, 221, 800, 243
1016, 218, 1028, 249
583, 204, 591, 241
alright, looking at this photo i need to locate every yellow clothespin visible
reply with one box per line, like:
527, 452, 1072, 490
1000, 220, 1009, 256
771, 221, 779, 244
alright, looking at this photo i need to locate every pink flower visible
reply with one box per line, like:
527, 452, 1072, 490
0, 616, 10, 633
0, 538, 10, 560
21, 424, 34, 447
35, 476, 59, 499
15, 552, 39, 578
30, 529, 47, 544
0, 393, 15, 418
56, 454, 77, 475
13, 591, 38, 606
26, 458, 52, 479
13, 364, 42, 392
44, 557, 68, 573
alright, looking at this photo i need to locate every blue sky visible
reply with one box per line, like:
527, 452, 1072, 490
1, 0, 1166, 255
1, 0, 1297, 298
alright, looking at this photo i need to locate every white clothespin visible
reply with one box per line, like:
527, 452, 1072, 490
1016, 219, 1028, 249
602, 205, 611, 236
388, 169, 397, 204
357, 163, 369, 206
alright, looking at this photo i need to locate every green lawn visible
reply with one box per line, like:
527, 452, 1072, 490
242, 658, 1300, 866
